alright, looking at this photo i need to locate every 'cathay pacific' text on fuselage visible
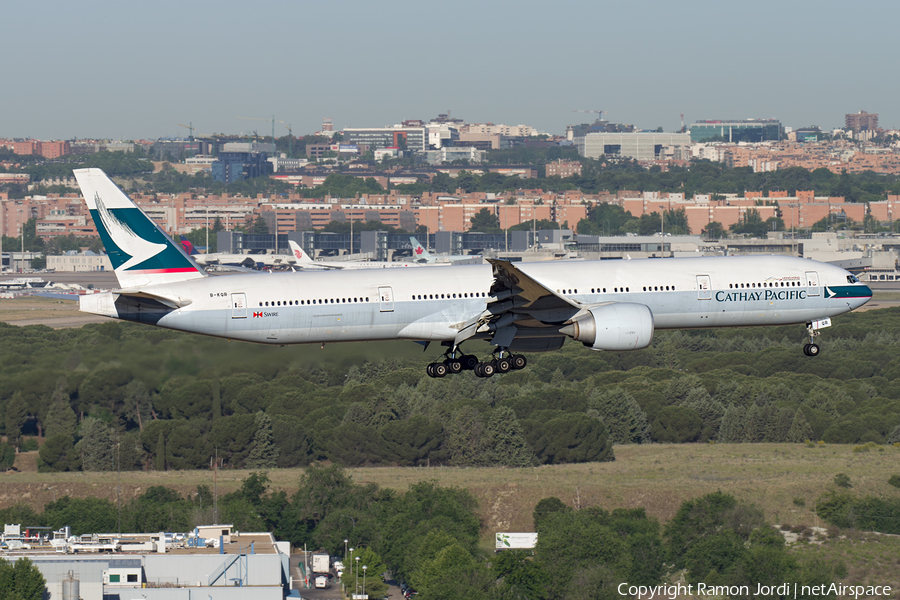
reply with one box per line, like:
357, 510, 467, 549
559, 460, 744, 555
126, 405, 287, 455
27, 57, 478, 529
715, 289, 807, 302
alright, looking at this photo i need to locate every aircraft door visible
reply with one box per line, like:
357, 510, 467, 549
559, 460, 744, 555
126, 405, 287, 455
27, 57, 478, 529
697, 275, 712, 300
378, 286, 394, 312
805, 271, 820, 296
231, 293, 247, 318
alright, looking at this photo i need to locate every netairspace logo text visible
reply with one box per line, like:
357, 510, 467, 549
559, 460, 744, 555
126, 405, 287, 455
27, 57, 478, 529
618, 582, 893, 599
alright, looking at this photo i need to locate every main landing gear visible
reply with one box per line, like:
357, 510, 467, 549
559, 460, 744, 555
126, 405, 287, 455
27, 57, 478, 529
803, 322, 820, 357
426, 348, 527, 378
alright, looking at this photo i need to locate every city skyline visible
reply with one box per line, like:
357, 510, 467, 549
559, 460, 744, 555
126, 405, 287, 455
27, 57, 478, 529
2, 0, 897, 141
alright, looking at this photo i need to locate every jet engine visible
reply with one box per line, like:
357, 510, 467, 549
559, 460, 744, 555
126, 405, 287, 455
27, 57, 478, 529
559, 303, 654, 351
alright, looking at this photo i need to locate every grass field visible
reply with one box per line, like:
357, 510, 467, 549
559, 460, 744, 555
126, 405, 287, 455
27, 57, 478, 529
8, 443, 899, 534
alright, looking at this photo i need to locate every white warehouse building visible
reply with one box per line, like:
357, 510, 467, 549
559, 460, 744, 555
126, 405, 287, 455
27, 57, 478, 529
576, 132, 691, 161
2, 528, 291, 600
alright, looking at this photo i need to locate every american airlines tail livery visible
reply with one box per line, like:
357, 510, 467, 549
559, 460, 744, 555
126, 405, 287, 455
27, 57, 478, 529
74, 168, 872, 378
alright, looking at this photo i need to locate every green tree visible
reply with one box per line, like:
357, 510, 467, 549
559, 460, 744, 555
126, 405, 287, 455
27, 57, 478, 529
703, 221, 726, 239
485, 406, 533, 466
527, 413, 614, 464
587, 387, 650, 444
0, 442, 15, 470
381, 415, 444, 466
124, 379, 154, 431
788, 409, 813, 443
684, 531, 748, 584
36, 434, 79, 472
717, 404, 746, 442
664, 492, 764, 569
742, 402, 768, 443
469, 208, 500, 233
353, 547, 389, 599
651, 406, 702, 443
533, 497, 571, 530
888, 424, 900, 444
42, 496, 117, 535
250, 215, 270, 234
154, 431, 166, 471
493, 549, 550, 599
411, 542, 492, 600
76, 417, 116, 471
246, 411, 278, 469
0, 557, 46, 600
44, 383, 77, 439
447, 407, 488, 466
534, 509, 631, 598
4, 391, 29, 450
663, 207, 691, 235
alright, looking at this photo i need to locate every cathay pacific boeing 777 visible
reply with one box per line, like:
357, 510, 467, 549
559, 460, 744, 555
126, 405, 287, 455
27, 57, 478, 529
74, 168, 872, 378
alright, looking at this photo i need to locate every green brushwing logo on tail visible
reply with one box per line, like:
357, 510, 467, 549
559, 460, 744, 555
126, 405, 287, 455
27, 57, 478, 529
91, 194, 197, 273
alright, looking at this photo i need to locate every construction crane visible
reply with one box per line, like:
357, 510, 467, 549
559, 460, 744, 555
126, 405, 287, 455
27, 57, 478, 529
236, 116, 276, 151
176, 122, 200, 157
573, 109, 606, 121
178, 122, 195, 141
278, 121, 293, 158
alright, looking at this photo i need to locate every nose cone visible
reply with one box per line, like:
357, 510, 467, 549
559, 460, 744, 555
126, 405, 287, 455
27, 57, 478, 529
852, 285, 873, 309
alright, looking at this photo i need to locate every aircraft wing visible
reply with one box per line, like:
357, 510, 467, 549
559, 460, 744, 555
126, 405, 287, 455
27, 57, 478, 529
454, 259, 581, 347
487, 259, 582, 313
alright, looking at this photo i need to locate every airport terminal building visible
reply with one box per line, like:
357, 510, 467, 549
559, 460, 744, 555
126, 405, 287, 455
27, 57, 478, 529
1, 525, 291, 600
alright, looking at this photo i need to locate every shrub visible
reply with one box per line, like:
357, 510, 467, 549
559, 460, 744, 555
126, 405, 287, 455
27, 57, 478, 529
852, 441, 881, 453
834, 473, 852, 488
888, 475, 900, 489
792, 497, 806, 507
19, 437, 39, 452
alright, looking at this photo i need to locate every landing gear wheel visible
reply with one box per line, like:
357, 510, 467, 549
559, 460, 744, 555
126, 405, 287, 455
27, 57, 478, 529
461, 354, 479, 370
495, 357, 512, 373
511, 354, 527, 370
806, 343, 820, 357
426, 363, 436, 378
479, 361, 496, 378
432, 362, 448, 377
447, 359, 463, 374
802, 344, 810, 356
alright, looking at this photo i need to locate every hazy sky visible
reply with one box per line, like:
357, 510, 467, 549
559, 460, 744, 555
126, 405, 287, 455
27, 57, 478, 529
3, 0, 897, 140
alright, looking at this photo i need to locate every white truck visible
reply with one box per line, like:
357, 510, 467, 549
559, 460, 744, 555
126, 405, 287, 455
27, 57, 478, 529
311, 553, 330, 574
315, 575, 328, 589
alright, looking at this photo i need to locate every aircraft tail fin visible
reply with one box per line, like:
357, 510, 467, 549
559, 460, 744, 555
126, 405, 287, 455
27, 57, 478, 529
180, 236, 197, 256
288, 240, 314, 263
74, 168, 207, 288
409, 236, 434, 262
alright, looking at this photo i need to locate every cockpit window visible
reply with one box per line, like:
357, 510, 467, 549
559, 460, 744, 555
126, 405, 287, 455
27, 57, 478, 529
847, 275, 859, 284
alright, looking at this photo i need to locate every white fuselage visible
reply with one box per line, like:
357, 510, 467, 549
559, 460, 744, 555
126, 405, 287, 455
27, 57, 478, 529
81, 255, 871, 347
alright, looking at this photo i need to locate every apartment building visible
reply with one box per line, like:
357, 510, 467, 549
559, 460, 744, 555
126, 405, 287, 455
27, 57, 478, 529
845, 111, 878, 133
545, 160, 582, 177
10, 139, 71, 158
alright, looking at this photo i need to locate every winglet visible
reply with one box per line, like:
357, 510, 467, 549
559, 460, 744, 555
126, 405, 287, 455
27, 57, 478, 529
74, 168, 206, 288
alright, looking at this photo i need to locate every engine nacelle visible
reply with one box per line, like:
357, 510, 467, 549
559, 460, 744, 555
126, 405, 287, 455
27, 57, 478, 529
560, 303, 654, 351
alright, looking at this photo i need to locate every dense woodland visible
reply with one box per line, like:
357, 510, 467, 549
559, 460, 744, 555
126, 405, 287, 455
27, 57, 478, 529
0, 467, 862, 599
2, 306, 900, 474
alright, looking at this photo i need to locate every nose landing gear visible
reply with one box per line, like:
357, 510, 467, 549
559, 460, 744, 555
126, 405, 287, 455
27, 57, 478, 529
803, 321, 821, 357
